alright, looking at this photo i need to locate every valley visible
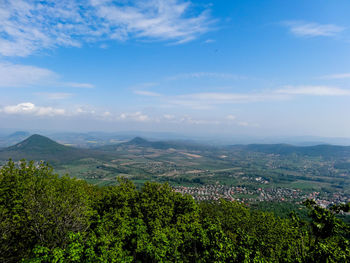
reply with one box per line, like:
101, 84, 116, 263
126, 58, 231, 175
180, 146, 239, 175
1, 134, 349, 208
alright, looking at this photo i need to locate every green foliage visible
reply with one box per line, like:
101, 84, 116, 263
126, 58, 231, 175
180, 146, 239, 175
0, 160, 93, 262
0, 160, 349, 262
303, 199, 350, 262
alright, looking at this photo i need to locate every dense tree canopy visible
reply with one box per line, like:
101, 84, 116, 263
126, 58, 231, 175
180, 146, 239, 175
0, 160, 349, 262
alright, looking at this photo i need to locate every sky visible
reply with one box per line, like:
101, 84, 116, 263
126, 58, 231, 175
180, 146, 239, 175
1, 0, 350, 138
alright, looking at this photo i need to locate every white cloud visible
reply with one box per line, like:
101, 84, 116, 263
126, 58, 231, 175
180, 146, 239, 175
119, 111, 150, 122
0, 101, 151, 121
277, 86, 350, 96
178, 115, 220, 125
134, 90, 162, 97
0, 102, 257, 128
0, 102, 105, 118
0, 62, 94, 88
1, 102, 65, 116
320, 73, 350, 80
92, 0, 213, 43
75, 106, 97, 115
0, 0, 214, 57
284, 21, 345, 37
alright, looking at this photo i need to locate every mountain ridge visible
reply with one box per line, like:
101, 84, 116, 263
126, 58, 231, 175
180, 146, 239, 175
2, 134, 350, 164
97, 136, 213, 151
0, 134, 102, 163
228, 143, 350, 159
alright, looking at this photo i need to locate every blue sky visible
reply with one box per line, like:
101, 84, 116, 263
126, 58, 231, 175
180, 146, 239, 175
1, 0, 350, 138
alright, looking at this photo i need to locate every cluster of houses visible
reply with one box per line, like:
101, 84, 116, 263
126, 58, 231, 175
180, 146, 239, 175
173, 184, 350, 207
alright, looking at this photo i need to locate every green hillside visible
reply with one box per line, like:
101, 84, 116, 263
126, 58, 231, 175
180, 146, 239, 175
0, 134, 101, 164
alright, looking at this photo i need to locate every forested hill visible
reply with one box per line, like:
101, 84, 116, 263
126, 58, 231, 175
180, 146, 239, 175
98, 136, 213, 151
0, 160, 349, 262
0, 134, 105, 163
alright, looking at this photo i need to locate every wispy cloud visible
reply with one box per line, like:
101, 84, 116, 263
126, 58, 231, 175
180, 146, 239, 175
0, 62, 93, 89
64, 82, 95, 89
134, 90, 162, 97
134, 84, 350, 110
0, 62, 57, 87
284, 21, 345, 37
167, 72, 244, 81
135, 88, 289, 109
0, 0, 214, 57
169, 92, 288, 108
178, 115, 220, 125
35, 92, 73, 100
277, 85, 350, 96
203, 39, 215, 44
92, 0, 214, 43
136, 91, 289, 110
131, 82, 159, 89
320, 73, 350, 80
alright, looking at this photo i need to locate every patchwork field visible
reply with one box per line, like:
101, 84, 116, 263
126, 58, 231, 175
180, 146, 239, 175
1, 135, 350, 205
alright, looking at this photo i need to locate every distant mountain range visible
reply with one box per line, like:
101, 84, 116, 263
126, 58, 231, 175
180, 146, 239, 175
228, 143, 350, 159
98, 136, 213, 152
7, 131, 30, 139
0, 131, 31, 148
2, 130, 350, 148
1, 134, 350, 164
